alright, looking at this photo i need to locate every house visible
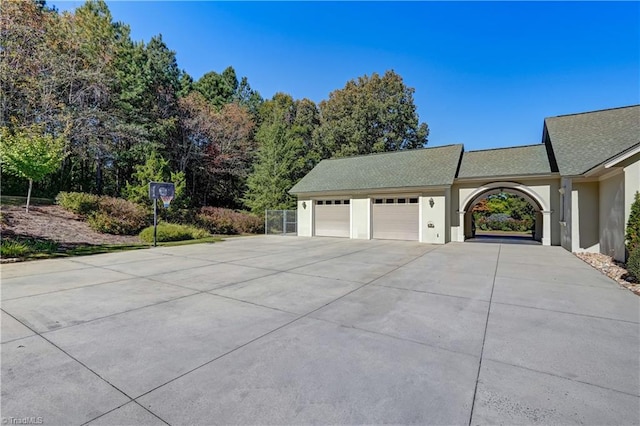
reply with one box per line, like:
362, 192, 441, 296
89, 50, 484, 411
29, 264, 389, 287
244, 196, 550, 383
290, 105, 640, 261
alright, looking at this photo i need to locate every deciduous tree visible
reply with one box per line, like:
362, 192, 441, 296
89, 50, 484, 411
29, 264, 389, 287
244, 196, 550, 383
0, 124, 67, 212
314, 70, 429, 158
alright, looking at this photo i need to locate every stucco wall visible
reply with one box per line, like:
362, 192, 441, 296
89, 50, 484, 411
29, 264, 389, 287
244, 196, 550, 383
297, 199, 313, 237
624, 157, 640, 229
451, 178, 561, 245
350, 197, 370, 239
600, 172, 625, 261
420, 193, 446, 244
560, 177, 572, 252
572, 182, 600, 252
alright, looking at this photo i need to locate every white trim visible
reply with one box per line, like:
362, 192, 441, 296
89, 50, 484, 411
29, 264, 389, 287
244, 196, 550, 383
604, 144, 640, 168
461, 181, 549, 212
418, 196, 424, 242
349, 199, 353, 239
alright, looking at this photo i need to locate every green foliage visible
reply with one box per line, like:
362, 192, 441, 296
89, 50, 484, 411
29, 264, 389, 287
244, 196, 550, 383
1, 123, 67, 211
1, 0, 439, 212
86, 196, 149, 235
123, 152, 186, 209
1, 240, 30, 258
314, 70, 429, 158
56, 191, 148, 234
475, 216, 533, 232
56, 192, 100, 216
1, 237, 59, 258
626, 248, 640, 280
1, 196, 53, 207
472, 192, 536, 232
139, 222, 209, 243
244, 94, 316, 215
197, 207, 264, 235
625, 191, 640, 255
194, 66, 238, 108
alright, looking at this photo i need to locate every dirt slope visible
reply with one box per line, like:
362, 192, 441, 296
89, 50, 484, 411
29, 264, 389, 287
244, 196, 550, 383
1, 205, 141, 246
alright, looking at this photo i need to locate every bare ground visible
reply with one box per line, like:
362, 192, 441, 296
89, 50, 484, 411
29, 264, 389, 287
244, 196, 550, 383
1, 205, 142, 247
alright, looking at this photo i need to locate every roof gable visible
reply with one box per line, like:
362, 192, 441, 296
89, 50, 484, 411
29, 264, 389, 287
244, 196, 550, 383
545, 105, 640, 176
289, 144, 463, 194
457, 144, 552, 179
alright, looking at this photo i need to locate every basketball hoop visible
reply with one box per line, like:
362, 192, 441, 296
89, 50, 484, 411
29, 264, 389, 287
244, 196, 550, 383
160, 195, 173, 208
149, 181, 176, 246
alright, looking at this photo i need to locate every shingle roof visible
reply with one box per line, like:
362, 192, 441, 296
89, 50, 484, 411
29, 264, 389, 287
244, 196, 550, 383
457, 144, 552, 179
545, 105, 640, 176
289, 144, 463, 194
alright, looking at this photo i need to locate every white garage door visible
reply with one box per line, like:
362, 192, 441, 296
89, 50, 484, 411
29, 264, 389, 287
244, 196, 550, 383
315, 200, 350, 238
372, 197, 419, 240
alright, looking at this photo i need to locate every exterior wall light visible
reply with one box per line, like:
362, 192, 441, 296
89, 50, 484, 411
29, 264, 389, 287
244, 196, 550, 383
302, 201, 307, 209
429, 198, 435, 208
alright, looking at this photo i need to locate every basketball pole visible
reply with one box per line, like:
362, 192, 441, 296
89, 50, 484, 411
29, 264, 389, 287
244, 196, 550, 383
153, 198, 157, 247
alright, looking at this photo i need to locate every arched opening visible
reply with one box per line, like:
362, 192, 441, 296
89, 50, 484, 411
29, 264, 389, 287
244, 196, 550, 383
460, 183, 549, 245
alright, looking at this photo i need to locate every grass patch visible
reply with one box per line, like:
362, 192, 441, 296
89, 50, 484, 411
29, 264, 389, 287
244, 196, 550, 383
1, 236, 60, 258
0, 195, 54, 207
1, 236, 223, 261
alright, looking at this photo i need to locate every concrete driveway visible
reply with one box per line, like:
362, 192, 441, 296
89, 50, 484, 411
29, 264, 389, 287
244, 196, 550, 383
1, 236, 638, 425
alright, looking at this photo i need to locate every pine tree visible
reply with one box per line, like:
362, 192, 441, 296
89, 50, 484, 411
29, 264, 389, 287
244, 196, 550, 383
625, 191, 640, 255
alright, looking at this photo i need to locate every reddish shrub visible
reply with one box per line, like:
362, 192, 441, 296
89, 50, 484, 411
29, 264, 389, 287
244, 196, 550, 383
198, 207, 264, 235
87, 196, 149, 235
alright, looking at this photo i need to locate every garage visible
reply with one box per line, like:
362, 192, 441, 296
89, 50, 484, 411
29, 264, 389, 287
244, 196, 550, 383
314, 199, 350, 237
372, 197, 419, 240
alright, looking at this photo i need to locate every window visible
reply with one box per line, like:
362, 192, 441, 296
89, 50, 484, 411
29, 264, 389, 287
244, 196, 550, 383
409, 198, 418, 204
397, 198, 406, 204
316, 200, 323, 205
334, 200, 341, 205
343, 200, 350, 205
325, 200, 332, 205
374, 199, 383, 204
386, 198, 394, 204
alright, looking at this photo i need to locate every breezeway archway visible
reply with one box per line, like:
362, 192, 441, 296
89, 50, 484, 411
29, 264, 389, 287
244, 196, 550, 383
458, 182, 552, 246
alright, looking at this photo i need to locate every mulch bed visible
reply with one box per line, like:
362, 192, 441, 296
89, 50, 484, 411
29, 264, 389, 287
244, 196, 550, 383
575, 252, 640, 296
1, 205, 142, 247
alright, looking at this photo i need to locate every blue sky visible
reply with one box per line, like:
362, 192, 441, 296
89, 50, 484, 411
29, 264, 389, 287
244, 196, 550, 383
52, 1, 639, 151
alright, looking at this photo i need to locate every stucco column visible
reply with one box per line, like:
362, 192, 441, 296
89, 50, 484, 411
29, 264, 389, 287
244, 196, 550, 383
542, 210, 552, 246
458, 211, 466, 242
534, 211, 542, 241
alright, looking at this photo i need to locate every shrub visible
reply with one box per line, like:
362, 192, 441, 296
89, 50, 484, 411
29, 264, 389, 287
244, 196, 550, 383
139, 222, 210, 243
0, 237, 59, 258
475, 215, 532, 232
234, 213, 264, 234
625, 191, 640, 255
626, 248, 640, 281
86, 196, 149, 235
56, 192, 100, 216
197, 207, 264, 235
1, 240, 30, 258
164, 207, 198, 226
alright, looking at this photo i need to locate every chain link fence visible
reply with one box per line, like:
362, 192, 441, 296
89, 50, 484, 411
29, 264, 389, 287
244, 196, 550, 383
265, 210, 297, 235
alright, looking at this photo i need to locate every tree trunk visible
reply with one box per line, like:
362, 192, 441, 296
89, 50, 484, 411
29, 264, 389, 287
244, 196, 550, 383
96, 158, 103, 195
26, 179, 33, 213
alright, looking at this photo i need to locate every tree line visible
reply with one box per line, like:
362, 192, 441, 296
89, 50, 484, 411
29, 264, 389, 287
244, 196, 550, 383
1, 0, 429, 215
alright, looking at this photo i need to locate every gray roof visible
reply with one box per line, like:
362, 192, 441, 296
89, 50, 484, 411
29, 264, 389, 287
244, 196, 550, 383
545, 105, 640, 176
457, 144, 552, 179
289, 144, 463, 194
